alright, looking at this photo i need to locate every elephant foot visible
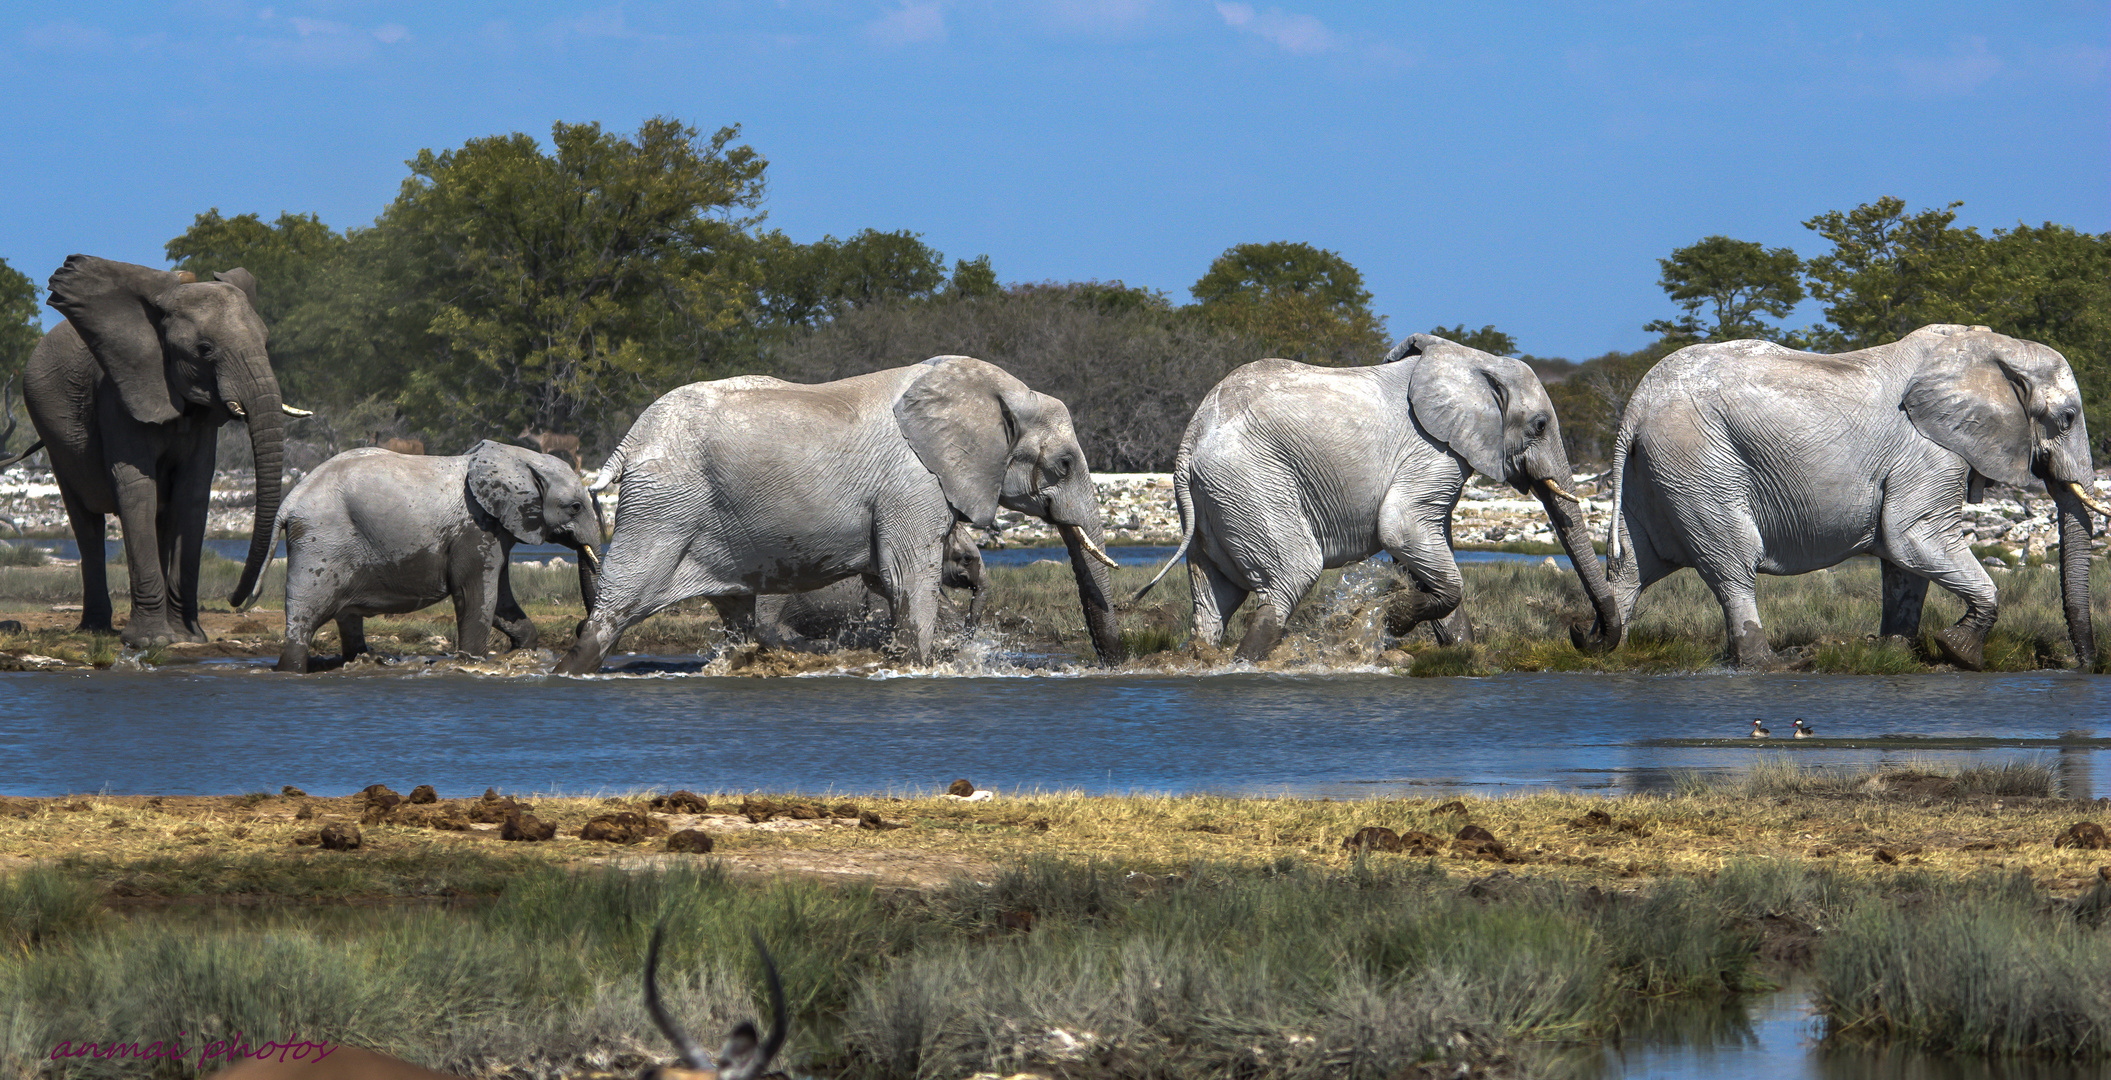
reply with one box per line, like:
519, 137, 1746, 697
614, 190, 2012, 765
1728, 621, 1779, 670
121, 624, 175, 650
1934, 626, 1987, 672
1431, 608, 1475, 647
496, 621, 539, 651
1384, 588, 1458, 638
1234, 607, 1283, 662
276, 646, 310, 673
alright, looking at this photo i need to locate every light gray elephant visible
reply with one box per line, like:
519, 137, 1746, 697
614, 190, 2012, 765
1604, 324, 2102, 670
752, 521, 989, 649
557, 357, 1125, 674
270, 441, 602, 672
7, 256, 290, 647
1136, 334, 1620, 660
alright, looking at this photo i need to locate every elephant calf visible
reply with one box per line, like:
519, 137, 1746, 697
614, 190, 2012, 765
752, 522, 989, 650
269, 441, 602, 672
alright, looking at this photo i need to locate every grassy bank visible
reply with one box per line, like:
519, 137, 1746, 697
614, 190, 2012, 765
0, 552, 2106, 673
5, 850, 2108, 1077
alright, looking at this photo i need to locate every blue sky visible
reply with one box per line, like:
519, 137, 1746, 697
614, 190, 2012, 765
2, 2, 2105, 358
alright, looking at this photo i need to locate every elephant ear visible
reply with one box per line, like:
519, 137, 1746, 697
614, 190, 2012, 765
1406, 336, 1508, 479
212, 267, 260, 310
1902, 340, 2035, 487
894, 355, 1033, 528
44, 254, 187, 425
466, 440, 547, 544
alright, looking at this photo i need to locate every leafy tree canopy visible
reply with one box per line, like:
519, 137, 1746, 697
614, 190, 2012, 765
0, 257, 40, 390
1190, 241, 1388, 365
1642, 235, 1805, 346
1428, 323, 1518, 357
166, 210, 347, 328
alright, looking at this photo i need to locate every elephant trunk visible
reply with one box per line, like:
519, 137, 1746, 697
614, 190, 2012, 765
1531, 475, 1620, 654
964, 566, 989, 631
1059, 520, 1126, 666
2051, 486, 2097, 668
227, 361, 286, 609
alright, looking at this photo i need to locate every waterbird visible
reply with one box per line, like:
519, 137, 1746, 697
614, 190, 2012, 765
1794, 719, 1815, 739
1750, 719, 1771, 738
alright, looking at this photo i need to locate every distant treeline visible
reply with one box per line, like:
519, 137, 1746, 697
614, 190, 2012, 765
0, 117, 2103, 471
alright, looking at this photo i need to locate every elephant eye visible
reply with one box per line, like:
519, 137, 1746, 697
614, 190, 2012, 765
1528, 414, 1548, 438
195, 340, 215, 360
2058, 409, 2077, 434
568, 501, 583, 515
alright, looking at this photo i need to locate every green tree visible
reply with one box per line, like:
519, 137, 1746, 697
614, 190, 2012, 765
0, 257, 40, 389
1190, 241, 1389, 364
949, 255, 1000, 298
165, 210, 347, 326
1642, 235, 1805, 344
368, 117, 768, 444
1427, 323, 1518, 356
1800, 198, 1992, 351
749, 228, 948, 330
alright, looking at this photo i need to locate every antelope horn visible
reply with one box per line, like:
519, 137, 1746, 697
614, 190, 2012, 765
280, 403, 314, 418
1071, 528, 1120, 569
1540, 477, 1580, 503
2066, 481, 2111, 519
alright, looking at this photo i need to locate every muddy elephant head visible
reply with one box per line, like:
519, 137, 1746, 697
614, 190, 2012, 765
467, 441, 605, 607
1393, 333, 1621, 652
46, 256, 287, 610
895, 355, 1125, 664
1903, 325, 2099, 665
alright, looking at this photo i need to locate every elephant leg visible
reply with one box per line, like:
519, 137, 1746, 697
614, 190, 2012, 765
1187, 548, 1247, 650
110, 463, 175, 649
451, 561, 500, 658
59, 488, 114, 633
491, 557, 538, 650
337, 615, 368, 659
164, 442, 215, 642
1605, 524, 1675, 650
276, 598, 325, 673
1879, 559, 1931, 642
708, 595, 760, 644
1883, 523, 1997, 671
1378, 499, 1464, 640
1432, 608, 1475, 647
880, 564, 942, 664
1697, 566, 1774, 668
1237, 556, 1321, 663
748, 594, 822, 652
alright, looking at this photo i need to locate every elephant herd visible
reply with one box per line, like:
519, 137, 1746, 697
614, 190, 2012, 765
5, 255, 2101, 675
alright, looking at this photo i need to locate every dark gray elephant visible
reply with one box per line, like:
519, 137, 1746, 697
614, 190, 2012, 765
558, 357, 1125, 673
13, 256, 287, 647
1606, 324, 2102, 670
1137, 334, 1619, 661
270, 442, 602, 672
752, 521, 989, 649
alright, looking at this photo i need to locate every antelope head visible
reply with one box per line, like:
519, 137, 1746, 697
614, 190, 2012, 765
643, 923, 787, 1080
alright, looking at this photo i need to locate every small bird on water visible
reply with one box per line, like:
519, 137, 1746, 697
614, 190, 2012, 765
1794, 719, 1815, 739
1750, 719, 1771, 738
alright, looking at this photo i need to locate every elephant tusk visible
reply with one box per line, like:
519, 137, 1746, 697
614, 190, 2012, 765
578, 545, 601, 571
2066, 481, 2111, 519
1066, 526, 1120, 569
280, 403, 314, 418
224, 400, 246, 417
1540, 478, 1580, 503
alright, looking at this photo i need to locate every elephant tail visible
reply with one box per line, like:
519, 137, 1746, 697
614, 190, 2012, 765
0, 439, 44, 471
1606, 423, 1634, 562
587, 447, 626, 493
1132, 458, 1197, 603
230, 504, 290, 612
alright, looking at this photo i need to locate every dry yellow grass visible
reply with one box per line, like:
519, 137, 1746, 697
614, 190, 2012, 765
8, 777, 2107, 899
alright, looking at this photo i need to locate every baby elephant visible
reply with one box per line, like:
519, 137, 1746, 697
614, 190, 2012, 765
750, 522, 989, 650
271, 441, 602, 672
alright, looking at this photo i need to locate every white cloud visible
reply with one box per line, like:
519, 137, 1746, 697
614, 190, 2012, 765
1894, 35, 2003, 96
868, 1, 946, 47
1215, 2, 1339, 56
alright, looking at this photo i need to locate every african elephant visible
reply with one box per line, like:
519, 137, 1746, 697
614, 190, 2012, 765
1136, 333, 1620, 660
1604, 324, 2102, 670
12, 256, 287, 647
270, 442, 602, 672
557, 357, 1125, 674
751, 521, 989, 649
